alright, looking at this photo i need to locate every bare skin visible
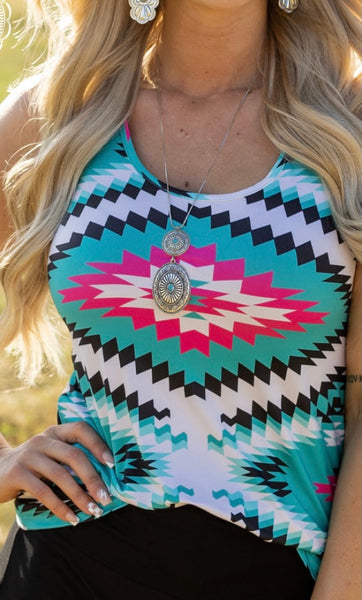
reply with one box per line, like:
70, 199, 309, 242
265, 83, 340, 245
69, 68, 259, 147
0, 1, 361, 592
0, 1, 277, 527
311, 264, 362, 600
0, 97, 114, 524
0, 91, 32, 250
129, 0, 276, 195
0, 425, 113, 525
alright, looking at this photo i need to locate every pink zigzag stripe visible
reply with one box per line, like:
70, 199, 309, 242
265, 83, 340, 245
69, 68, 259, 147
314, 476, 337, 502
59, 247, 328, 355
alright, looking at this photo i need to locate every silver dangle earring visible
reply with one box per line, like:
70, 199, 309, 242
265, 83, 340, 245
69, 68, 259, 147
278, 0, 299, 13
129, 0, 159, 25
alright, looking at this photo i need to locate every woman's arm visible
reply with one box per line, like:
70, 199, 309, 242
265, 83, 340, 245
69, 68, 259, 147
311, 263, 362, 599
0, 91, 114, 524
0, 88, 39, 250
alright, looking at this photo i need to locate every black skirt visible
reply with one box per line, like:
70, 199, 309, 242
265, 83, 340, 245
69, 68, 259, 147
0, 504, 315, 600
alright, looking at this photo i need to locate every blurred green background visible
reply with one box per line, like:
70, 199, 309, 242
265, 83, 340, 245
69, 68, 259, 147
0, 0, 44, 101
0, 0, 67, 547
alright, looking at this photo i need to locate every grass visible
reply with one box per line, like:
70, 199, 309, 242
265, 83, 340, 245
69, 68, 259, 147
0, 0, 66, 548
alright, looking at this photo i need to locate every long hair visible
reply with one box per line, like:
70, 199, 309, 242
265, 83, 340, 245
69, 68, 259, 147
1, 0, 361, 382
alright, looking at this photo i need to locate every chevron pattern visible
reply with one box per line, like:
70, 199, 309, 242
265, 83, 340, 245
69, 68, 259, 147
17, 124, 356, 579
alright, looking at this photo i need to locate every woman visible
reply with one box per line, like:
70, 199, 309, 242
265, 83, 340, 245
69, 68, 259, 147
0, 0, 361, 598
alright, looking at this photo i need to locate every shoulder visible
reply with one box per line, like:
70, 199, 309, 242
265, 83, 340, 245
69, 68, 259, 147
0, 78, 41, 165
0, 78, 41, 249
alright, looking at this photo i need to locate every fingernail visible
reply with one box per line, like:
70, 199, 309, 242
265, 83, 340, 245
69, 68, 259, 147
96, 488, 112, 506
87, 502, 103, 519
102, 451, 115, 468
66, 512, 80, 527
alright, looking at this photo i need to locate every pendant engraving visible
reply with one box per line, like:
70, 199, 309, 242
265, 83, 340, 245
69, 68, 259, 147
153, 262, 191, 313
162, 230, 190, 257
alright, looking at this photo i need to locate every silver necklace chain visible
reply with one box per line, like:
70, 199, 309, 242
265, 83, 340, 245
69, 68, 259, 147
156, 77, 256, 232
152, 75, 256, 313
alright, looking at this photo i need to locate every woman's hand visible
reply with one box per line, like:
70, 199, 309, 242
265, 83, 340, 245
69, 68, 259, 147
0, 422, 114, 525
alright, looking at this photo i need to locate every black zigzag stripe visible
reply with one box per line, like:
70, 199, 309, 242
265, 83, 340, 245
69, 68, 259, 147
220, 366, 345, 428
242, 456, 291, 498
126, 392, 171, 422
15, 483, 87, 519
288, 327, 346, 374
49, 207, 171, 266
316, 254, 352, 299
115, 441, 157, 484
230, 512, 291, 546
244, 178, 335, 237
48, 232, 83, 271
65, 313, 348, 403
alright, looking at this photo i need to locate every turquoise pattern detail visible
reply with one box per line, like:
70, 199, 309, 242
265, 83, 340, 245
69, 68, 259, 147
14, 125, 356, 581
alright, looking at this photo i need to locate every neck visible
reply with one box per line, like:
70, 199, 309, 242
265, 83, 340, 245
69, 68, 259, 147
158, 0, 267, 98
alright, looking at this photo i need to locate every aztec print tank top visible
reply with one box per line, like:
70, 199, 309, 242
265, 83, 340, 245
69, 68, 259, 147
15, 123, 356, 578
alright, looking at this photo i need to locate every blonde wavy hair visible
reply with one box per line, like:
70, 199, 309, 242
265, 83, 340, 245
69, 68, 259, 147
1, 0, 361, 383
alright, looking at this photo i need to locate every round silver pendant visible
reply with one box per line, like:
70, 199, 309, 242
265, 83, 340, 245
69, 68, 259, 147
162, 230, 190, 257
152, 262, 191, 313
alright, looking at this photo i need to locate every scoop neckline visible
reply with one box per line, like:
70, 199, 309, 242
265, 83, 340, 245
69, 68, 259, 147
121, 121, 286, 203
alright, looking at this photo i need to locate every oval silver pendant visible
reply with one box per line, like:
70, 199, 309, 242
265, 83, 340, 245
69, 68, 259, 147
162, 230, 190, 257
153, 262, 191, 313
